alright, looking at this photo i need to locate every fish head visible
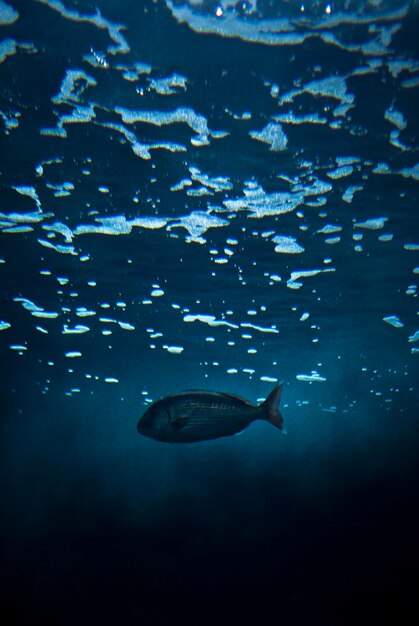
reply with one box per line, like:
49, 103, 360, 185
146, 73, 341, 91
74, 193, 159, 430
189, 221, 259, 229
137, 400, 171, 440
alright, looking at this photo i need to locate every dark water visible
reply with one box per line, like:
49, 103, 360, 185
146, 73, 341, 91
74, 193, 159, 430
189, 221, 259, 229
1, 1, 418, 623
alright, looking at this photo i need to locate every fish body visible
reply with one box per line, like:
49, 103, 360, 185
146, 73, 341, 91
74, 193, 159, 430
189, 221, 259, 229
137, 384, 284, 443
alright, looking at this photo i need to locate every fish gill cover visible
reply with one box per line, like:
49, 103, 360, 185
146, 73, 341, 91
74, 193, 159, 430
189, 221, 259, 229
0, 0, 418, 624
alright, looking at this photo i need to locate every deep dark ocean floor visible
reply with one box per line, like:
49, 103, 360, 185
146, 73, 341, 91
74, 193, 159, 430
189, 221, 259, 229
1, 386, 418, 625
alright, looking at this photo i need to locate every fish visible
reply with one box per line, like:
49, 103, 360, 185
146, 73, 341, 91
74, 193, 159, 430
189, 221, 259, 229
137, 383, 284, 443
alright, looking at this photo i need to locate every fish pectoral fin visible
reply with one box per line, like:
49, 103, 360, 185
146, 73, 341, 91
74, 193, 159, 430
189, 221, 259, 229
170, 417, 190, 431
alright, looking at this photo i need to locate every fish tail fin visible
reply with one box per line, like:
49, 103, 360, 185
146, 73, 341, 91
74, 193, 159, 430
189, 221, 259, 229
261, 383, 283, 430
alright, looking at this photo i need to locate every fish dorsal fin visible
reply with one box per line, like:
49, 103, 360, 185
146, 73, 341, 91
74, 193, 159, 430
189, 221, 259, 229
177, 389, 255, 407
218, 392, 255, 407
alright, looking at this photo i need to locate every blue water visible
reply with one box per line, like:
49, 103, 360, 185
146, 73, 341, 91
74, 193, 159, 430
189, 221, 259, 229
1, 1, 418, 623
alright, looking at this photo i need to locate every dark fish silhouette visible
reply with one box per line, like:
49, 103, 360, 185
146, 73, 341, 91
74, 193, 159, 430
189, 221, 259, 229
137, 383, 284, 443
